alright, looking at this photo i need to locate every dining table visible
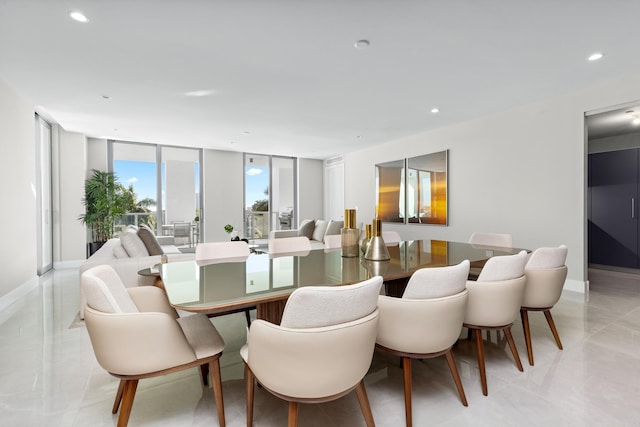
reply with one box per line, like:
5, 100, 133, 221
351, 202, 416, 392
160, 239, 526, 324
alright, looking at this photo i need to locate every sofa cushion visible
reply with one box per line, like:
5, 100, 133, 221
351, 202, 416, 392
113, 245, 129, 259
325, 220, 344, 237
297, 219, 315, 240
138, 225, 164, 255
311, 220, 328, 242
120, 230, 149, 257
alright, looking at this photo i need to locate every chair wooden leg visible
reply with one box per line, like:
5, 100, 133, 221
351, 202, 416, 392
200, 363, 210, 387
473, 329, 488, 396
544, 310, 563, 350
402, 357, 412, 427
117, 379, 138, 427
503, 327, 523, 372
444, 349, 468, 407
112, 380, 125, 414
520, 309, 534, 366
209, 358, 226, 427
245, 309, 252, 327
245, 364, 255, 427
288, 401, 298, 427
355, 379, 376, 427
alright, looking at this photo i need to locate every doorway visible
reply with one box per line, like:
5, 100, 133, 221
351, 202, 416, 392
586, 101, 640, 273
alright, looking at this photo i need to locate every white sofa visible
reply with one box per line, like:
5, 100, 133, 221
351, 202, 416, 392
269, 219, 348, 249
79, 229, 194, 318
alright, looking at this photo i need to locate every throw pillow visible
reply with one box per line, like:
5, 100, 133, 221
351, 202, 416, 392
325, 220, 344, 236
120, 230, 149, 257
311, 220, 328, 242
138, 226, 164, 255
297, 219, 315, 240
113, 245, 129, 259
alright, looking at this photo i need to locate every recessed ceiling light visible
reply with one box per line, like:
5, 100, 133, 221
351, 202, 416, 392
354, 40, 370, 49
101, 95, 111, 100
587, 52, 604, 61
633, 118, 640, 125
243, 131, 250, 135
70, 11, 88, 22
184, 90, 214, 97
431, 108, 440, 114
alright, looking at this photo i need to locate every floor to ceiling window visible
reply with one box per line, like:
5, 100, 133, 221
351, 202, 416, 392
35, 114, 52, 274
244, 154, 296, 239
110, 141, 202, 245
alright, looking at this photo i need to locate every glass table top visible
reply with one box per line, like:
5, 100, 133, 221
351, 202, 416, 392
161, 240, 524, 313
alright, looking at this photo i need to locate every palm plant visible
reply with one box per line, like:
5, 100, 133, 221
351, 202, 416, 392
79, 170, 129, 246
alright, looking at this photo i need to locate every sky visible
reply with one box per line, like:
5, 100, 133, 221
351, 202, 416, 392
114, 160, 269, 210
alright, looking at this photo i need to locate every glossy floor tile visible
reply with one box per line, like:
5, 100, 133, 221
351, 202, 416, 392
1, 267, 639, 426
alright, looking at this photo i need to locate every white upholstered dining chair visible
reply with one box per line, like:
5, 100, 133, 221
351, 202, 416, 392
464, 250, 528, 396
376, 260, 470, 427
521, 245, 568, 365
81, 265, 226, 427
241, 276, 383, 427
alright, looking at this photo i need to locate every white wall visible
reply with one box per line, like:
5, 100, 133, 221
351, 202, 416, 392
0, 78, 37, 300
298, 158, 323, 224
345, 73, 640, 293
202, 149, 244, 241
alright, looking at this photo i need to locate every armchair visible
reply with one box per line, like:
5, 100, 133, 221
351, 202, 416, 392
81, 265, 226, 427
241, 276, 383, 427
376, 260, 470, 427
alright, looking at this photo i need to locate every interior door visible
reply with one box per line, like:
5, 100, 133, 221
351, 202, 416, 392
589, 149, 639, 268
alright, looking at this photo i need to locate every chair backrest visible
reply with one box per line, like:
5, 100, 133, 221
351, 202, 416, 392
377, 290, 468, 354
268, 236, 312, 254
81, 265, 139, 313
196, 241, 250, 262
477, 250, 527, 282
403, 260, 470, 299
526, 245, 568, 269
382, 230, 401, 245
280, 276, 383, 328
245, 276, 383, 398
469, 232, 513, 248
523, 245, 568, 308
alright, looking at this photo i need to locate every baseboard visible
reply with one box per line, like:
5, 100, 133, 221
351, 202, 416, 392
54, 259, 84, 269
0, 275, 39, 314
564, 278, 587, 294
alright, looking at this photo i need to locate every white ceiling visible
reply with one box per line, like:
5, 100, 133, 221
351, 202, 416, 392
2, 0, 640, 159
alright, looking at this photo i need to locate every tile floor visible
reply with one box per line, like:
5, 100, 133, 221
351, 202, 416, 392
1, 267, 639, 426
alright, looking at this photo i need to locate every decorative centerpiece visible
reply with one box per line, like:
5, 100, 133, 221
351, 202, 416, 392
364, 218, 390, 261
341, 209, 360, 258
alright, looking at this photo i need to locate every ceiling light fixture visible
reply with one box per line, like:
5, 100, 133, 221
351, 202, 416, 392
431, 108, 440, 114
587, 52, 604, 61
185, 90, 214, 97
69, 11, 88, 22
354, 39, 370, 49
633, 118, 640, 125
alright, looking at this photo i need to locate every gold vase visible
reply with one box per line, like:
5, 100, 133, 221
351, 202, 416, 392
361, 223, 372, 254
341, 209, 359, 258
364, 219, 390, 261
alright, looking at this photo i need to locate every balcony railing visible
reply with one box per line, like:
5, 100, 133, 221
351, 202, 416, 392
245, 211, 269, 239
